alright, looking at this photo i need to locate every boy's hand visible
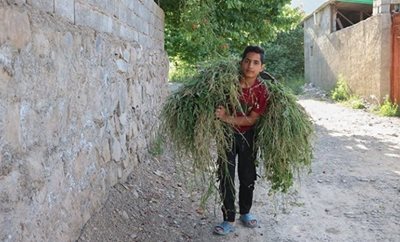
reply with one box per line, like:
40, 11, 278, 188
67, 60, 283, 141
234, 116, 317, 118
215, 106, 228, 122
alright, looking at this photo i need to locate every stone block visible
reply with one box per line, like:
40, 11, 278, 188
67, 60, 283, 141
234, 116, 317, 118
117, 166, 123, 179
85, 0, 106, 11
55, 0, 74, 23
33, 32, 51, 57
112, 19, 122, 37
101, 138, 111, 163
122, 157, 130, 169
75, 2, 113, 33
115, 59, 128, 73
121, 0, 134, 10
138, 33, 149, 49
0, 45, 15, 79
7, 0, 26, 5
154, 2, 164, 19
122, 49, 130, 62
120, 8, 131, 25
157, 29, 164, 44
137, 3, 151, 23
126, 11, 139, 30
105, 163, 118, 187
27, 0, 54, 13
148, 24, 156, 39
113, 0, 124, 20
142, 21, 150, 35
135, 18, 148, 35
0, 8, 31, 49
111, 138, 122, 162
0, 69, 12, 84
3, 103, 21, 150
103, 0, 115, 15
132, 0, 141, 10
117, 25, 139, 44
139, 0, 150, 10
150, 0, 159, 14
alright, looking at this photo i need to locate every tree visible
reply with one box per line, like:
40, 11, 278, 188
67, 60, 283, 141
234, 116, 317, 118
160, 0, 294, 64
262, 8, 304, 80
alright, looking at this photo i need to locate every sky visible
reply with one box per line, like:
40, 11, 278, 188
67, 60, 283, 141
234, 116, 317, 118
291, 0, 327, 14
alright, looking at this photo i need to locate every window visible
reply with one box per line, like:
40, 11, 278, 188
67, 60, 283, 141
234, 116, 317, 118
332, 2, 372, 32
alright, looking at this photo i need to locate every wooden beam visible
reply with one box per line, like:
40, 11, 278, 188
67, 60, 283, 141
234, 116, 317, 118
337, 10, 354, 26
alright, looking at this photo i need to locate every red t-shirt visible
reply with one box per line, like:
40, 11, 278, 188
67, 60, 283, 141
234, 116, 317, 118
234, 78, 268, 133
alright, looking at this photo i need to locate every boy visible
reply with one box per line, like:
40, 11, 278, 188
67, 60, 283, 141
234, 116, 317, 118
214, 45, 268, 235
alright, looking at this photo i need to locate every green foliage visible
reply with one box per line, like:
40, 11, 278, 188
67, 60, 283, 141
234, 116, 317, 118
162, 1, 306, 92
169, 59, 197, 83
161, 59, 240, 168
262, 22, 305, 81
149, 133, 165, 156
256, 78, 313, 193
346, 96, 366, 110
280, 75, 307, 95
379, 96, 400, 117
331, 75, 351, 102
160, 0, 299, 65
331, 76, 367, 110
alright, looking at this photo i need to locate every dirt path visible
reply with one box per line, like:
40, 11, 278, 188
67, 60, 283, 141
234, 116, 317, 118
78, 96, 400, 242
230, 98, 400, 242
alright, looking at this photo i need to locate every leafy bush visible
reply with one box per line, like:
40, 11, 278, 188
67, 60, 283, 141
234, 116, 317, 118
263, 25, 304, 83
281, 75, 307, 95
330, 76, 367, 110
331, 75, 351, 102
346, 96, 365, 109
379, 96, 400, 117
169, 60, 197, 83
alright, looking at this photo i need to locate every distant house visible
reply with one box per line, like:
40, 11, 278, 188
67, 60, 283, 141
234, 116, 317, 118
304, 0, 400, 104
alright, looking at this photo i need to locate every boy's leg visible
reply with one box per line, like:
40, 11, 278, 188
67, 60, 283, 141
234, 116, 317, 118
217, 138, 237, 222
237, 129, 257, 215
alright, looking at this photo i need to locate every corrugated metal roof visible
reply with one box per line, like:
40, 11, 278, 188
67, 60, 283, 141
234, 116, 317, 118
338, 0, 373, 4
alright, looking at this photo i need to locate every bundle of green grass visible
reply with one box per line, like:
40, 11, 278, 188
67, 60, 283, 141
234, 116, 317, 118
161, 59, 313, 193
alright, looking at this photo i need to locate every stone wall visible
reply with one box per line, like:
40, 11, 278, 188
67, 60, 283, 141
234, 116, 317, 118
304, 5, 391, 101
0, 0, 168, 241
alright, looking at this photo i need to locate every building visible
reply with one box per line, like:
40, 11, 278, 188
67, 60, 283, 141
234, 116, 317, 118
304, 0, 400, 104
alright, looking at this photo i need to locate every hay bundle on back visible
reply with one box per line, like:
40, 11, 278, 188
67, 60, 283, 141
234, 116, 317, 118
256, 77, 313, 192
161, 59, 313, 193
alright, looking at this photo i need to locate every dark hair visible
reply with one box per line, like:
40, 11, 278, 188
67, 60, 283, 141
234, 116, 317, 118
241, 45, 265, 64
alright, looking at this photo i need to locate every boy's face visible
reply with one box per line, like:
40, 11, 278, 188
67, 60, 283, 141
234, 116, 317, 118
240, 52, 264, 80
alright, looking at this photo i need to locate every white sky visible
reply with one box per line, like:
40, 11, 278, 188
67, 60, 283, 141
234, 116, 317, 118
291, 0, 328, 14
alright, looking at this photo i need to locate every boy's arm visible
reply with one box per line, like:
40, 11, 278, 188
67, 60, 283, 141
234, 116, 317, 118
215, 106, 260, 126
